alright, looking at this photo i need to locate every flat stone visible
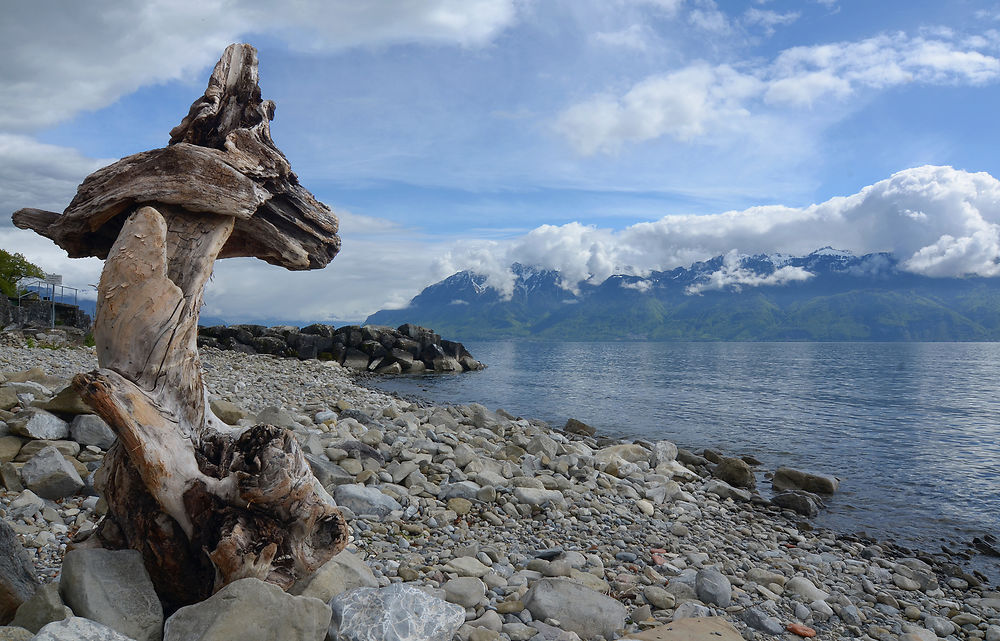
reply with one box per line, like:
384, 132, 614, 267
32, 617, 137, 641
746, 568, 785, 587
70, 415, 115, 450
643, 585, 676, 610
0, 463, 23, 492
305, 454, 354, 489
329, 583, 464, 641
595, 444, 651, 465
704, 479, 751, 502
2, 369, 44, 385
10, 583, 70, 633
0, 389, 19, 412
8, 409, 68, 440
523, 578, 627, 640
39, 387, 92, 416
164, 578, 330, 641
20, 446, 83, 500
334, 484, 401, 520
695, 568, 732, 607
741, 607, 785, 636
438, 481, 481, 501
443, 556, 491, 578
59, 548, 162, 641
785, 576, 829, 603
568, 569, 611, 593
210, 399, 251, 425
0, 519, 39, 625
672, 602, 711, 620
513, 487, 565, 507
0, 437, 23, 463
255, 406, 300, 430
290, 551, 377, 603
893, 573, 921, 591
623, 617, 743, 641
448, 497, 473, 515
14, 440, 79, 461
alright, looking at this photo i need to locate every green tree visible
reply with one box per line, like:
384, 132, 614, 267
0, 249, 45, 297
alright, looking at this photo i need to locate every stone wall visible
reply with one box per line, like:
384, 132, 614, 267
1, 296, 91, 331
197, 323, 484, 374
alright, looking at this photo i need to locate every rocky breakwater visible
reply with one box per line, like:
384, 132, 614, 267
0, 346, 998, 641
198, 323, 484, 374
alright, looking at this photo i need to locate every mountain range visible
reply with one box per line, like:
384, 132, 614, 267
365, 248, 1000, 341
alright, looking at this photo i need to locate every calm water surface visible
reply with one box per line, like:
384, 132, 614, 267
371, 342, 1000, 580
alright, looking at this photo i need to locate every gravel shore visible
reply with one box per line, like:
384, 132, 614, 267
1, 345, 998, 641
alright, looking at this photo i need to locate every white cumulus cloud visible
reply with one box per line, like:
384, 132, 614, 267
557, 30, 1000, 154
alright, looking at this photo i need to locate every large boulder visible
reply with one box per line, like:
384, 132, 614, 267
563, 418, 595, 437
0, 519, 39, 624
290, 551, 378, 603
164, 578, 330, 641
32, 617, 137, 641
329, 583, 464, 641
712, 457, 755, 489
594, 444, 651, 466
59, 549, 163, 641
651, 440, 678, 466
70, 415, 116, 450
522, 578, 626, 640
333, 484, 401, 520
771, 490, 822, 517
7, 409, 69, 440
19, 446, 83, 500
772, 466, 839, 494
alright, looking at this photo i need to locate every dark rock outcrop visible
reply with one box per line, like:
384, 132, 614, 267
197, 323, 484, 373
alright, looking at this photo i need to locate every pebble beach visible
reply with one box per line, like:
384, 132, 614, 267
1, 342, 999, 641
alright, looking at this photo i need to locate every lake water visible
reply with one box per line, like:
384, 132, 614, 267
370, 341, 1000, 582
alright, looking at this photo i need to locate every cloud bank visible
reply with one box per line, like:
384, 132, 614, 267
437, 166, 1000, 297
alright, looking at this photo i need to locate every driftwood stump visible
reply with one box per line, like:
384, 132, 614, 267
13, 44, 347, 610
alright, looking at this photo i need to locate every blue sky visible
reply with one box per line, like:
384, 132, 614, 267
4, 0, 1000, 321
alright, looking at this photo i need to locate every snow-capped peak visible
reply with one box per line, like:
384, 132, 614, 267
809, 246, 854, 258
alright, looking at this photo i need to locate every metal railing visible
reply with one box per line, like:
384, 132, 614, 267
17, 279, 82, 329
